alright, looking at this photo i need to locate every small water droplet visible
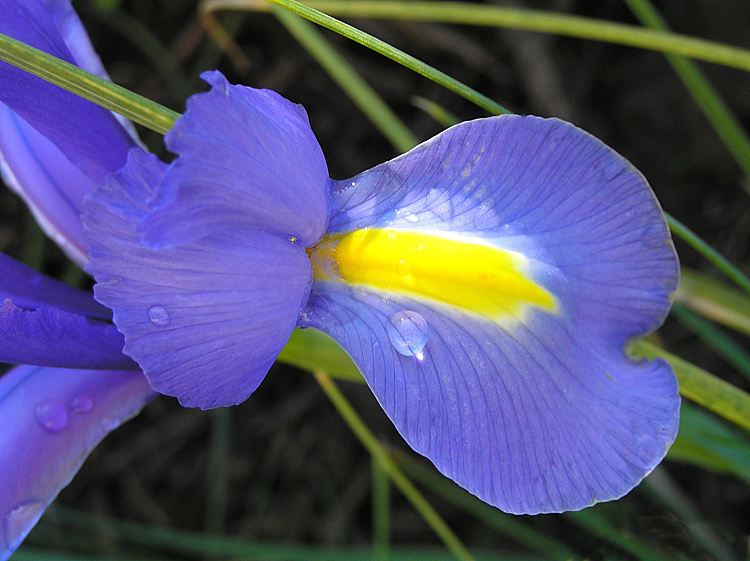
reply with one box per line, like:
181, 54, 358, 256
4, 501, 45, 552
396, 258, 412, 276
35, 400, 67, 432
405, 214, 419, 223
70, 395, 94, 414
147, 305, 170, 327
102, 417, 122, 432
387, 311, 429, 358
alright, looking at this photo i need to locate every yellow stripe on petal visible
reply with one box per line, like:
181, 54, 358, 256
308, 229, 557, 322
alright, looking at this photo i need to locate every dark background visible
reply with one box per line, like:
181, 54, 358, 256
2, 1, 750, 559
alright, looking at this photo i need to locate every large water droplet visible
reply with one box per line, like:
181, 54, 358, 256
70, 395, 94, 414
387, 311, 428, 359
147, 305, 171, 327
35, 400, 67, 432
4, 501, 45, 552
405, 214, 419, 223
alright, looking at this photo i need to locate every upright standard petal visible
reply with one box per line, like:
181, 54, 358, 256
0, 365, 154, 561
301, 115, 680, 514
138, 71, 329, 249
85, 149, 313, 409
0, 0, 137, 262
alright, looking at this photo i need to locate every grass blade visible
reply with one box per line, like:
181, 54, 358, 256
672, 303, 750, 383
203, 0, 750, 73
0, 32, 179, 134
272, 8, 418, 151
624, 0, 750, 188
676, 269, 750, 337
312, 370, 477, 561
667, 214, 750, 297
634, 340, 750, 432
204, 0, 511, 115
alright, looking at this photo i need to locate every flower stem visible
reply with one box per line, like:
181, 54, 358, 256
312, 370, 477, 561
0, 32, 179, 134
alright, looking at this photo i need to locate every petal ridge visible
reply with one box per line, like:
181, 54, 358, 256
137, 70, 329, 249
327, 115, 677, 343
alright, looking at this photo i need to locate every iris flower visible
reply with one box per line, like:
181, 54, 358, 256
0, 0, 680, 558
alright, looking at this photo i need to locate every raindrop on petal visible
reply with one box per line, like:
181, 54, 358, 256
101, 417, 122, 432
4, 501, 45, 552
70, 395, 94, 414
387, 311, 429, 358
147, 305, 171, 327
405, 214, 419, 223
35, 400, 68, 432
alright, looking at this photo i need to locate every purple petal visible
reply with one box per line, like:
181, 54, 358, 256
0, 108, 96, 264
84, 149, 312, 409
328, 115, 677, 341
0, 0, 138, 262
138, 70, 329, 249
0, 252, 109, 318
0, 300, 135, 369
0, 0, 135, 187
301, 115, 679, 514
302, 285, 679, 514
0, 365, 154, 560
39, 0, 119, 81
0, 252, 133, 368
35, 0, 139, 140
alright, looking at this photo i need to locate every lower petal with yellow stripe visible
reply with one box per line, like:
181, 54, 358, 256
301, 114, 679, 515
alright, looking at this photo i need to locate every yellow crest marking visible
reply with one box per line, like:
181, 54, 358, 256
308, 229, 556, 321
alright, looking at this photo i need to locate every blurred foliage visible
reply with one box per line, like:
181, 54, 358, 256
2, 0, 750, 560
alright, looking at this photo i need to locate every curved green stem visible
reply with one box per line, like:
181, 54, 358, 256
624, 0, 750, 191
204, 0, 750, 73
261, 0, 512, 115
667, 215, 750, 297
0, 32, 179, 134
312, 370, 477, 561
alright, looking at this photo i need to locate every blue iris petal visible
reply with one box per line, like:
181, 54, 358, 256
0, 0, 135, 185
138, 70, 329, 249
0, 252, 109, 317
85, 71, 330, 408
301, 115, 679, 514
0, 300, 135, 370
328, 115, 676, 347
85, 149, 313, 409
0, 252, 133, 369
302, 285, 678, 514
0, 0, 138, 263
0, 365, 154, 561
